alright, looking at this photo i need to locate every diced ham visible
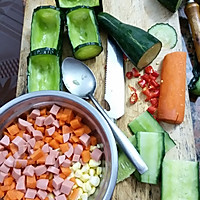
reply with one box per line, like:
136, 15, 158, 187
52, 176, 64, 190
0, 172, 8, 183
42, 143, 49, 153
32, 130, 43, 141
47, 166, 59, 175
0, 152, 6, 165
13, 151, 21, 159
14, 159, 27, 168
16, 175, 26, 191
45, 154, 56, 166
2, 150, 8, 158
36, 179, 49, 190
12, 136, 26, 147
29, 109, 40, 119
12, 168, 21, 180
60, 179, 74, 195
28, 137, 36, 148
72, 154, 80, 162
64, 143, 73, 158
23, 165, 35, 176
35, 165, 47, 176
0, 163, 10, 173
61, 159, 71, 168
58, 155, 65, 166
26, 125, 35, 134
18, 118, 32, 130
25, 188, 37, 199
50, 104, 60, 116
18, 144, 27, 155
46, 126, 55, 136
79, 133, 90, 147
35, 116, 45, 127
4, 155, 14, 167
44, 114, 55, 126
50, 149, 59, 158
55, 194, 67, 200
0, 135, 10, 146
0, 145, 4, 151
91, 148, 103, 162
53, 189, 61, 196
37, 189, 47, 200
74, 144, 83, 155
53, 120, 60, 128
63, 133, 70, 143
23, 133, 31, 142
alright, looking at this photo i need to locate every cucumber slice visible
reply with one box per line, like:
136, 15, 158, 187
117, 135, 136, 183
148, 23, 177, 49
128, 111, 176, 153
162, 159, 200, 200
134, 131, 164, 184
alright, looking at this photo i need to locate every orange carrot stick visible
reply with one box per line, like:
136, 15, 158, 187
157, 51, 186, 124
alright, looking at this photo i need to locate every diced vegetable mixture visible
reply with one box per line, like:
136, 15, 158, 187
0, 104, 104, 200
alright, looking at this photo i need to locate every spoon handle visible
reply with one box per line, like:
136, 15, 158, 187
88, 94, 148, 174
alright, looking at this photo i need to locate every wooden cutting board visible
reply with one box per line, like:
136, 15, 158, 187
16, 0, 197, 199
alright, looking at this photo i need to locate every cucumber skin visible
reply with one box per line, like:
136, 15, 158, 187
161, 159, 200, 200
97, 12, 161, 69
158, 0, 183, 13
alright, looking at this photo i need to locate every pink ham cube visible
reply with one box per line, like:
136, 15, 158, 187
0, 135, 10, 147
25, 188, 37, 199
12, 168, 21, 180
36, 179, 49, 190
16, 175, 26, 191
60, 179, 74, 195
91, 148, 103, 162
29, 109, 40, 119
55, 194, 67, 200
52, 176, 64, 190
4, 155, 14, 167
44, 114, 55, 126
50, 104, 60, 116
37, 189, 47, 200
23, 165, 35, 176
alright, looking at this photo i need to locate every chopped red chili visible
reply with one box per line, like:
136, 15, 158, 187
144, 66, 154, 74
128, 85, 138, 104
131, 67, 140, 78
126, 71, 133, 79
138, 79, 146, 88
147, 106, 157, 115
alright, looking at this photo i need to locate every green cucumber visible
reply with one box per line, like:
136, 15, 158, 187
162, 159, 200, 200
27, 48, 61, 92
66, 6, 103, 60
55, 0, 100, 9
97, 12, 162, 70
134, 131, 164, 184
148, 23, 178, 49
30, 6, 64, 53
157, 0, 183, 13
117, 135, 136, 183
128, 111, 176, 153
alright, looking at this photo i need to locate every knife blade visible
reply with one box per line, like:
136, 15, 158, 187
105, 36, 125, 119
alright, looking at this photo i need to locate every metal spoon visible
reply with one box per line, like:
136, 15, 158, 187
62, 57, 148, 174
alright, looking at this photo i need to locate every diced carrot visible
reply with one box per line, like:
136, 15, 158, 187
82, 124, 91, 134
73, 143, 78, 149
90, 136, 97, 146
27, 159, 35, 165
16, 130, 25, 138
70, 118, 82, 130
27, 115, 35, 124
62, 125, 72, 134
44, 137, 52, 144
39, 173, 48, 179
157, 52, 186, 124
74, 127, 85, 137
4, 193, 11, 200
68, 188, 80, 200
75, 115, 82, 121
4, 176, 14, 186
59, 173, 66, 179
22, 154, 28, 160
40, 108, 47, 116
60, 167, 71, 177
30, 148, 44, 161
9, 181, 16, 190
71, 135, 79, 143
44, 197, 49, 200
37, 153, 47, 165
34, 197, 40, 200
49, 139, 60, 149
55, 134, 63, 144
59, 120, 65, 126
6, 124, 19, 135
15, 161, 22, 169
0, 185, 10, 191
34, 141, 44, 150
36, 126, 45, 134
47, 186, 53, 193
52, 131, 59, 139
26, 175, 36, 189
59, 143, 69, 153
81, 150, 90, 163
0, 190, 5, 198
63, 108, 74, 123
70, 177, 76, 184
5, 152, 12, 159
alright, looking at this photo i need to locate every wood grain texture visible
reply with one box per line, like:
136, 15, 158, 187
16, 0, 197, 199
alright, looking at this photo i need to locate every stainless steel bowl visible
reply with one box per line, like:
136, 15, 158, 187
0, 91, 118, 200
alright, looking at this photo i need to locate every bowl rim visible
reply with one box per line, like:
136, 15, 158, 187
0, 90, 118, 200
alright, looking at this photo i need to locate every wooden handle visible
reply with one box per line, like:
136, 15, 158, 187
185, 2, 200, 63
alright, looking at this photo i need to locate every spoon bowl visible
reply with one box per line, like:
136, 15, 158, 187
62, 57, 148, 174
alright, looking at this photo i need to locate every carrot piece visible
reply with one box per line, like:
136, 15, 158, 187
9, 181, 16, 190
70, 118, 82, 130
44, 137, 52, 144
68, 188, 80, 200
73, 143, 78, 149
4, 194, 11, 200
27, 116, 35, 124
4, 176, 14, 186
30, 148, 44, 161
5, 152, 12, 159
40, 108, 47, 116
63, 108, 74, 123
73, 127, 85, 137
15, 161, 22, 169
62, 125, 72, 134
59, 120, 65, 126
60, 167, 71, 177
90, 136, 97, 146
71, 135, 79, 143
49, 139, 60, 149
70, 177, 76, 184
157, 52, 186, 124
37, 154, 47, 165
59, 143, 69, 153
52, 131, 59, 139
59, 173, 66, 179
27, 159, 35, 165
0, 190, 5, 198
81, 150, 91, 163
34, 197, 40, 200
6, 124, 19, 135
75, 115, 82, 121
54, 135, 63, 144
82, 124, 91, 134
0, 185, 10, 191
34, 141, 44, 150
36, 126, 45, 134
16, 130, 25, 138
39, 173, 49, 179
26, 175, 36, 189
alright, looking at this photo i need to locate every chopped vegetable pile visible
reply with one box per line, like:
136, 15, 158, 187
0, 104, 103, 200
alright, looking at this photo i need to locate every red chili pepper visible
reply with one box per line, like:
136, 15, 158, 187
147, 106, 157, 115
138, 79, 146, 88
141, 74, 150, 83
125, 71, 133, 79
123, 54, 128, 62
142, 88, 160, 101
128, 85, 138, 104
151, 70, 159, 78
131, 67, 140, 78
144, 66, 154, 74
150, 79, 160, 88
149, 97, 159, 107
149, 74, 156, 81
